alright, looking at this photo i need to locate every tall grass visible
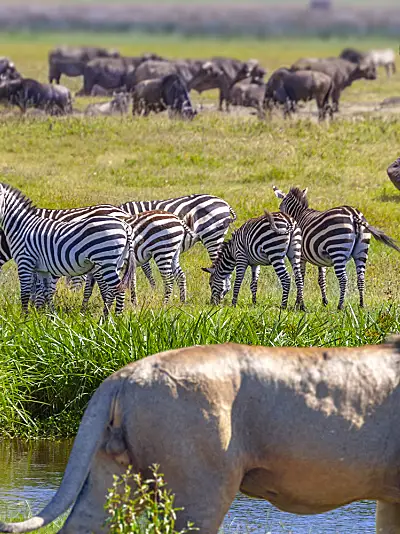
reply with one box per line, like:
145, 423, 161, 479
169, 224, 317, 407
0, 303, 398, 438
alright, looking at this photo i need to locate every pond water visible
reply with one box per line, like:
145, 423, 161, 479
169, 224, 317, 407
0, 440, 375, 533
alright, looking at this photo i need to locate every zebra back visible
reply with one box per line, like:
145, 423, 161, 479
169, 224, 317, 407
0, 204, 131, 268
119, 194, 236, 260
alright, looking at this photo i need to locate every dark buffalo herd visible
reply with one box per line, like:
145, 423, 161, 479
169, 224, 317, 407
0, 44, 395, 119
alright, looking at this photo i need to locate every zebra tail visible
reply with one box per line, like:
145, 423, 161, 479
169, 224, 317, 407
368, 224, 400, 253
118, 237, 136, 290
182, 214, 198, 241
229, 206, 237, 222
264, 210, 290, 235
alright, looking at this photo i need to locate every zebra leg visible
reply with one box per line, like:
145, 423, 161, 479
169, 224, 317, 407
171, 250, 187, 303
160, 269, 174, 304
300, 258, 306, 287
271, 259, 291, 309
250, 265, 260, 305
231, 261, 248, 306
81, 273, 96, 311
318, 267, 328, 307
92, 271, 115, 317
289, 259, 305, 311
333, 262, 348, 310
17, 265, 35, 313
29, 272, 38, 304
287, 247, 305, 311
354, 258, 366, 308
130, 269, 138, 306
115, 291, 126, 315
141, 261, 156, 289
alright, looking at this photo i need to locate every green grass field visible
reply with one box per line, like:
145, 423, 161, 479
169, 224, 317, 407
0, 33, 399, 438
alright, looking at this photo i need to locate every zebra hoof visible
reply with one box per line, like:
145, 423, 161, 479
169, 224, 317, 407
322, 299, 328, 307
296, 303, 306, 312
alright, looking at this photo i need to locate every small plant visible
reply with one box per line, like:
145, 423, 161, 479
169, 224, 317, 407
105, 464, 198, 533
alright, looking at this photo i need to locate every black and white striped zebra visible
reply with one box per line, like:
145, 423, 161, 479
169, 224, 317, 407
0, 203, 131, 303
0, 184, 134, 314
119, 194, 236, 285
273, 186, 400, 309
202, 211, 305, 310
82, 210, 198, 308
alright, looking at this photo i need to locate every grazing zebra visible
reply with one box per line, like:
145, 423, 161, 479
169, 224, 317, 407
119, 194, 236, 287
0, 203, 131, 304
0, 184, 134, 314
202, 211, 305, 310
273, 186, 400, 309
82, 210, 198, 308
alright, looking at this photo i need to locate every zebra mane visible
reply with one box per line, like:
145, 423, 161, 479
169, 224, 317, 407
288, 187, 309, 209
212, 239, 232, 267
1, 183, 35, 212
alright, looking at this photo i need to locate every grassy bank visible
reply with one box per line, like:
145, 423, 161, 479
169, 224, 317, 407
0, 34, 399, 437
0, 305, 398, 438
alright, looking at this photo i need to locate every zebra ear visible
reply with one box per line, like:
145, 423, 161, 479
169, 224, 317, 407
202, 267, 215, 274
302, 188, 308, 197
273, 186, 285, 199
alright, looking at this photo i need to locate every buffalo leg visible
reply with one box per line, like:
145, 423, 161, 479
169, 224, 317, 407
376, 501, 400, 533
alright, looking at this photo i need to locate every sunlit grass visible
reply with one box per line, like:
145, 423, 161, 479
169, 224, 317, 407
0, 34, 398, 437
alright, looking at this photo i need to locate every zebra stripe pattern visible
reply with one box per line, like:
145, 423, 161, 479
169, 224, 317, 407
82, 210, 198, 307
202, 211, 304, 310
0, 184, 134, 314
0, 204, 131, 269
119, 194, 236, 261
273, 186, 400, 309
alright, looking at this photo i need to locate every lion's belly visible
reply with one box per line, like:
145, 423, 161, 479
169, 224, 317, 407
239, 458, 383, 514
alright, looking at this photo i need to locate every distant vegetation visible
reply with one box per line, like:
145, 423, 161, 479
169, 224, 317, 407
0, 2, 398, 36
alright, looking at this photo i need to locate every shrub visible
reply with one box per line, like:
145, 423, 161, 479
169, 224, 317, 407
105, 464, 197, 533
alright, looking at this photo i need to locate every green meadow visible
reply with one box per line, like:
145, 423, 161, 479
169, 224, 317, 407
0, 33, 399, 437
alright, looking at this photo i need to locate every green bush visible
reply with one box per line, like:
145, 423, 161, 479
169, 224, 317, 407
105, 464, 197, 534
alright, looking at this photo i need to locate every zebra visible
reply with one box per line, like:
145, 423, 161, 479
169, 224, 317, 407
81, 210, 199, 308
119, 194, 236, 288
202, 211, 305, 310
273, 186, 400, 309
0, 203, 131, 304
0, 184, 134, 314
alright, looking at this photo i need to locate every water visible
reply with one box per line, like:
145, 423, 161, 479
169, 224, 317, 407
0, 440, 375, 533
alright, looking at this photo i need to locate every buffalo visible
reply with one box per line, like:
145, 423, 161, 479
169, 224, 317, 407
188, 59, 262, 111
84, 93, 130, 116
0, 78, 72, 115
387, 157, 400, 191
76, 55, 164, 96
2, 339, 400, 533
229, 78, 266, 117
291, 57, 376, 112
339, 47, 367, 65
132, 74, 196, 119
0, 57, 20, 82
266, 68, 333, 120
48, 46, 120, 84
125, 59, 197, 91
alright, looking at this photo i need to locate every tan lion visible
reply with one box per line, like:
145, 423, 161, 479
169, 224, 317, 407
2, 338, 400, 533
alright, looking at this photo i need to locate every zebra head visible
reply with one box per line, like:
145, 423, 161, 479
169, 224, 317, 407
202, 265, 232, 305
201, 241, 234, 305
273, 186, 308, 218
